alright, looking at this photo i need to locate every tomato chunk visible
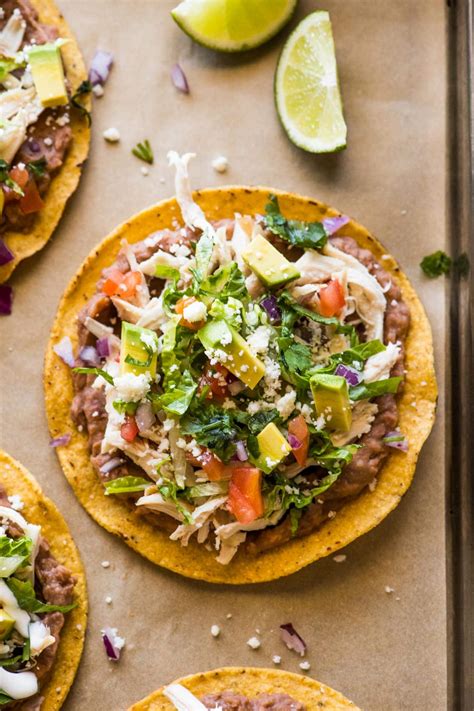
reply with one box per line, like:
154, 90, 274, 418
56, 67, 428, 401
9, 166, 29, 190
288, 414, 309, 467
19, 178, 44, 214
198, 362, 229, 399
120, 415, 139, 443
102, 269, 141, 300
187, 447, 228, 481
318, 279, 346, 317
175, 296, 205, 331
228, 467, 263, 523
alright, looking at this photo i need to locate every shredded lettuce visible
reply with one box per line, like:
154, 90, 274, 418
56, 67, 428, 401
104, 476, 151, 495
349, 377, 402, 401
6, 579, 76, 614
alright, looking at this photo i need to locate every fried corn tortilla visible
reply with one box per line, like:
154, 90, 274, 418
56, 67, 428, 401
0, 0, 91, 283
44, 186, 437, 584
128, 667, 361, 710
0, 449, 87, 710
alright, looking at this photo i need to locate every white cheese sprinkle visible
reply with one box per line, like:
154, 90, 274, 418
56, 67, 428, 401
101, 561, 110, 569
103, 127, 121, 143
183, 300, 207, 323
272, 655, 281, 665
247, 636, 261, 650
384, 586, 394, 594
93, 84, 104, 98
333, 554, 346, 563
299, 661, 311, 671
212, 155, 229, 173
210, 625, 220, 637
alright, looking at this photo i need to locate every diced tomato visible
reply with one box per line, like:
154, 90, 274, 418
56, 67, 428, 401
175, 296, 205, 331
120, 415, 139, 442
198, 362, 229, 399
119, 271, 142, 299
318, 279, 346, 317
228, 467, 263, 523
9, 166, 29, 190
19, 178, 44, 214
288, 414, 309, 467
2, 166, 30, 205
197, 448, 228, 481
102, 268, 141, 300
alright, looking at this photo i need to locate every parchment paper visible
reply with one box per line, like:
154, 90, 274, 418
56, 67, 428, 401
0, 1, 448, 709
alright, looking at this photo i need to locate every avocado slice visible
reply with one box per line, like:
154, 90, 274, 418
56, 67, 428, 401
242, 233, 300, 288
27, 43, 68, 108
120, 322, 159, 378
197, 319, 265, 389
0, 609, 14, 641
251, 422, 292, 474
310, 373, 352, 432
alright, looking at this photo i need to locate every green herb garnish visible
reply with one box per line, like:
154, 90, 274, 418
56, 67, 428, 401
420, 250, 452, 278
6, 579, 76, 614
132, 139, 154, 165
265, 194, 328, 250
71, 80, 92, 125
72, 366, 114, 385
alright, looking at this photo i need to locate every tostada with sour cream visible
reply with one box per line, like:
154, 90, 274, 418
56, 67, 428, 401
45, 152, 436, 584
0, 450, 86, 710
0, 0, 90, 287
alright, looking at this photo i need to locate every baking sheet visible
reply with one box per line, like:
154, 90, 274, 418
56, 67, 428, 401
0, 1, 449, 709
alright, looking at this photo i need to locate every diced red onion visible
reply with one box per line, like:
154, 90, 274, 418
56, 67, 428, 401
287, 434, 302, 450
228, 381, 245, 396
53, 336, 75, 366
101, 628, 122, 661
235, 441, 248, 461
322, 215, 350, 235
171, 63, 190, 94
49, 433, 71, 448
280, 623, 307, 656
383, 430, 409, 452
260, 295, 281, 324
89, 50, 114, 86
79, 345, 100, 366
99, 457, 124, 474
335, 363, 361, 386
96, 337, 110, 358
0, 240, 14, 266
0, 285, 13, 315
135, 402, 155, 432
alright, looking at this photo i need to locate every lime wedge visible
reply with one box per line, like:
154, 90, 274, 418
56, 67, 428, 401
275, 11, 347, 153
171, 0, 297, 53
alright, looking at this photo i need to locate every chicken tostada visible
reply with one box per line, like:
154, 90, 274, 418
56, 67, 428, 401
128, 667, 361, 710
0, 0, 90, 283
44, 152, 436, 584
0, 449, 86, 710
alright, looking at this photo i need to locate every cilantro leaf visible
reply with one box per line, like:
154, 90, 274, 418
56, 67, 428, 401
181, 404, 237, 462
278, 291, 358, 344
6, 579, 75, 614
265, 194, 328, 250
0, 691, 13, 705
199, 262, 247, 301
27, 158, 47, 179
420, 250, 452, 277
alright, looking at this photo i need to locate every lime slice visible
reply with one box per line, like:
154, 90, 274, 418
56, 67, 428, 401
171, 0, 297, 53
275, 11, 347, 153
